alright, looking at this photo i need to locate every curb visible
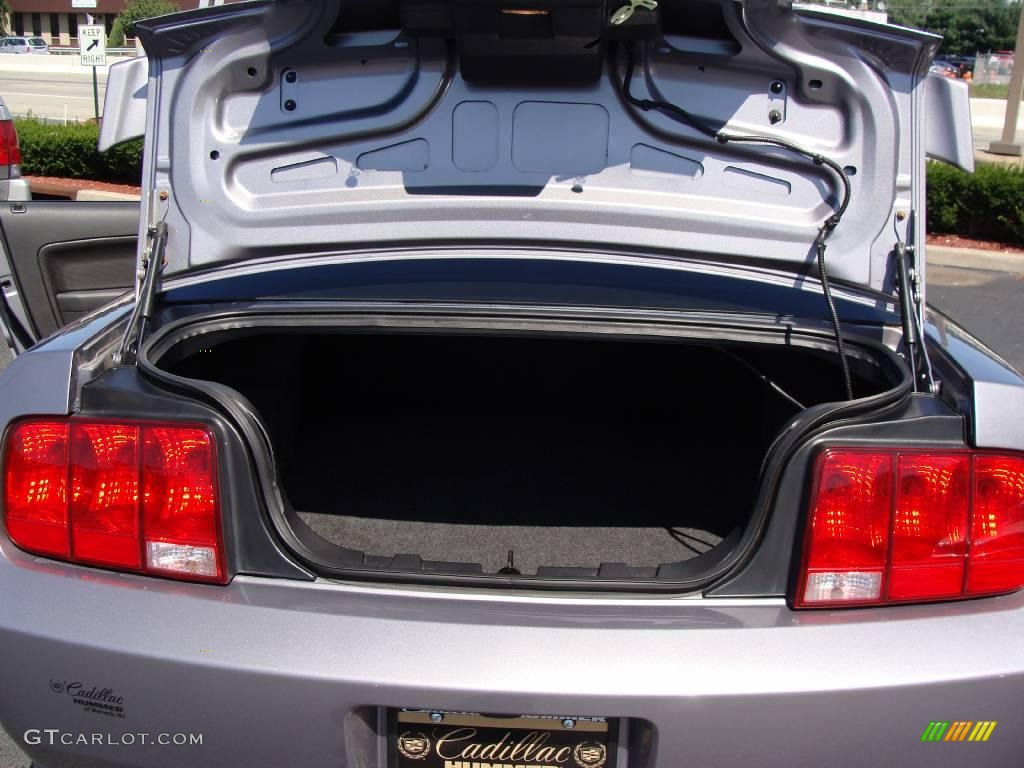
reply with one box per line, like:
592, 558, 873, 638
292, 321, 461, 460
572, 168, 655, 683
75, 188, 141, 202
27, 177, 141, 201
927, 244, 1024, 273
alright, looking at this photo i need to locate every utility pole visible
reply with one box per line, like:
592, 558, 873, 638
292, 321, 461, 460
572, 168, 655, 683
988, 1, 1024, 155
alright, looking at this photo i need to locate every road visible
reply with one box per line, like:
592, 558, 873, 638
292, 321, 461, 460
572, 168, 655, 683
973, 124, 1002, 149
0, 71, 107, 122
973, 123, 1020, 151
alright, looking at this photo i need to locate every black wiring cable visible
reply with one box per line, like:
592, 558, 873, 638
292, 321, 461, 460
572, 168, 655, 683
622, 44, 855, 400
665, 526, 718, 555
713, 347, 807, 411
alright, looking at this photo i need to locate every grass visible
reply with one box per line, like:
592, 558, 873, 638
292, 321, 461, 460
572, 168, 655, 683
969, 83, 1011, 100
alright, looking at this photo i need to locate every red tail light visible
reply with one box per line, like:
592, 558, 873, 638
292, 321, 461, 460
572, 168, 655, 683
0, 119, 22, 168
3, 418, 225, 584
4, 422, 69, 558
797, 448, 1024, 608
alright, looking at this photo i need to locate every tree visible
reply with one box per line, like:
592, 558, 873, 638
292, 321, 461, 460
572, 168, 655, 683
886, 0, 1022, 56
0, 0, 11, 36
108, 17, 126, 48
115, 0, 180, 40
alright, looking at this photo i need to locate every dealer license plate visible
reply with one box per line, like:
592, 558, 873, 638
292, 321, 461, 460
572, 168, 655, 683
392, 711, 616, 768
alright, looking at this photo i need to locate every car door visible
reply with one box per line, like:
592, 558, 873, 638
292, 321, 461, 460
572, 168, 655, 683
0, 201, 138, 354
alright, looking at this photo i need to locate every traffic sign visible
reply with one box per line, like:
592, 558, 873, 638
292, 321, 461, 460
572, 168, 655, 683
79, 24, 106, 67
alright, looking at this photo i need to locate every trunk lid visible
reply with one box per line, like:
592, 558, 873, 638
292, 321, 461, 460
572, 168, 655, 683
114, 0, 945, 292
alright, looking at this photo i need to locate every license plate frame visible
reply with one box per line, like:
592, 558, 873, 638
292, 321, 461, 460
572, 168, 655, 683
389, 710, 618, 768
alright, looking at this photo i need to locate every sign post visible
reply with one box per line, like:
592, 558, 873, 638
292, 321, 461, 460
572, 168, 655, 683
78, 24, 106, 122
987, 2, 1024, 156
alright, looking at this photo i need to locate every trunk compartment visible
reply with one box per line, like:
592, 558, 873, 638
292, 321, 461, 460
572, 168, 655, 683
151, 315, 904, 587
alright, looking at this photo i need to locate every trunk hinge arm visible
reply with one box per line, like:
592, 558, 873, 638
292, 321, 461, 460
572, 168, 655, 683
893, 211, 938, 394
114, 221, 168, 367
0, 278, 34, 355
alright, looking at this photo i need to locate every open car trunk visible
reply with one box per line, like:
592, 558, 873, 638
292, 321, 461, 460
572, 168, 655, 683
155, 322, 901, 587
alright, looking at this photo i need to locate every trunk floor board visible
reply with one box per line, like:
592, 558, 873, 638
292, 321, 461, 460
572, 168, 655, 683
296, 511, 722, 574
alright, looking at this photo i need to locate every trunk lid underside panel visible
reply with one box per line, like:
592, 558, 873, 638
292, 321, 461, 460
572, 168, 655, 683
126, 0, 937, 292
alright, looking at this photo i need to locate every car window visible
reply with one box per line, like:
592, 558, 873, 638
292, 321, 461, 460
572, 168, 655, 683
29, 38, 45, 46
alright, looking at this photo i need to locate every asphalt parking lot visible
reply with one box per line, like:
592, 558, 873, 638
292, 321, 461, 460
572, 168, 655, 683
0, 257, 1021, 767
0, 727, 20, 768
929, 263, 1024, 372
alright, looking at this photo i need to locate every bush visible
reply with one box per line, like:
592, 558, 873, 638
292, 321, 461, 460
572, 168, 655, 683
14, 118, 142, 185
927, 162, 1024, 247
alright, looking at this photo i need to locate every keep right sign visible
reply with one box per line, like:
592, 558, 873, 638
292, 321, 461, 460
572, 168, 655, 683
79, 24, 106, 67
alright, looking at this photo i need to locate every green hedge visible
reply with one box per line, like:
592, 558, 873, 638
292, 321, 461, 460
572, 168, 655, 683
14, 118, 143, 185
927, 162, 1024, 247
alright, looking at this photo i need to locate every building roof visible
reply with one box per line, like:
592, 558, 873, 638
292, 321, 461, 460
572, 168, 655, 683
8, 1, 186, 13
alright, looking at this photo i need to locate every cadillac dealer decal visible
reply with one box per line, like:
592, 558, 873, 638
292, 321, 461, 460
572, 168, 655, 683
393, 712, 615, 768
48, 679, 126, 719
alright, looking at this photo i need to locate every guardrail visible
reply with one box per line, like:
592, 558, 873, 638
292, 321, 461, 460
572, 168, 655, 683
48, 47, 141, 57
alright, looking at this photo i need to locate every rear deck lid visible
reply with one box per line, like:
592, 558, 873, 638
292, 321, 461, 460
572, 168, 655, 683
109, 0, 947, 292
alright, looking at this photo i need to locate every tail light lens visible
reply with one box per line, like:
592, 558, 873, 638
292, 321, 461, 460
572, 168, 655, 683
4, 422, 69, 557
3, 418, 225, 584
797, 448, 1024, 608
0, 119, 23, 172
969, 456, 1024, 594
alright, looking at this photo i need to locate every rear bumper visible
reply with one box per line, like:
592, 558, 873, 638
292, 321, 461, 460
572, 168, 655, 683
1, 538, 1022, 768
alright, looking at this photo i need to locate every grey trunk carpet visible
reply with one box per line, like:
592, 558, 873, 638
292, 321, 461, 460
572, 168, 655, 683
296, 511, 722, 574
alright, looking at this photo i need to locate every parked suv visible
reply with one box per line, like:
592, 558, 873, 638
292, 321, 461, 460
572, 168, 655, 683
0, 1, 1019, 767
0, 36, 49, 54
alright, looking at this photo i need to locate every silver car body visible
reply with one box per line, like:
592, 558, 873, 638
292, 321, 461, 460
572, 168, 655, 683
2, 1, 1023, 766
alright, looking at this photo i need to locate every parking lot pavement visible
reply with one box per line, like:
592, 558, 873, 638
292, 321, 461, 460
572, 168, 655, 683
928, 263, 1024, 373
0, 728, 25, 768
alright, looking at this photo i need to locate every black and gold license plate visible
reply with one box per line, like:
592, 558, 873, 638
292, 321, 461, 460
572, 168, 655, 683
391, 711, 616, 768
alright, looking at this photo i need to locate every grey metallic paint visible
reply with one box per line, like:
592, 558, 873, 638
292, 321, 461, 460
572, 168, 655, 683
1, 538, 1023, 767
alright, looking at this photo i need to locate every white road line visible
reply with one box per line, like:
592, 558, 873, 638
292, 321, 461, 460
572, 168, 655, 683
2, 91, 95, 100
1, 91, 95, 100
